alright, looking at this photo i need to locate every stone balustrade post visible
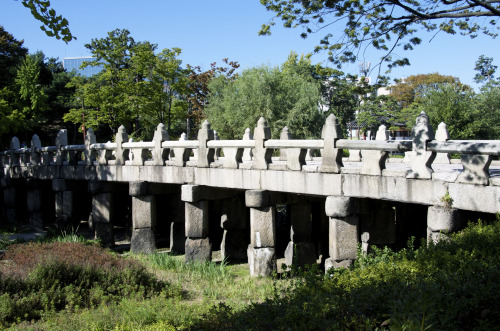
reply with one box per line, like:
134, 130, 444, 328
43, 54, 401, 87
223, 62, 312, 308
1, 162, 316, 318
84, 128, 97, 165
197, 120, 215, 168
55, 129, 68, 165
434, 122, 451, 164
252, 118, 273, 170
115, 125, 129, 165
242, 128, 254, 161
129, 181, 157, 254
245, 190, 277, 276
284, 202, 317, 267
406, 112, 436, 179
279, 127, 292, 161
9, 137, 20, 167
214, 130, 221, 160
360, 125, 389, 176
324, 196, 359, 270
320, 114, 343, 173
456, 154, 492, 185
29, 135, 42, 166
153, 123, 169, 166
173, 133, 192, 167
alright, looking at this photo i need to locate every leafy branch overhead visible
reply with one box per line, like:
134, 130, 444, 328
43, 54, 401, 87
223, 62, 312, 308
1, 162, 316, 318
259, 0, 500, 71
20, 0, 75, 42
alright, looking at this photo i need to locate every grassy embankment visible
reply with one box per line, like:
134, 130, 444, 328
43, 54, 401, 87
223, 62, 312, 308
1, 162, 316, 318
1, 217, 499, 330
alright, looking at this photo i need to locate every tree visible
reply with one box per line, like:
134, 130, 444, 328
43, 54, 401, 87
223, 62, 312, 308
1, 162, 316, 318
19, 0, 75, 42
186, 59, 239, 136
260, 0, 500, 71
0, 26, 28, 88
205, 64, 325, 140
390, 73, 465, 108
474, 55, 497, 84
415, 83, 479, 139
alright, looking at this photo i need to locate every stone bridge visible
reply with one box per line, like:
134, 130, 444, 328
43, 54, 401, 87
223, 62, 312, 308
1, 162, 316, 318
1, 112, 500, 276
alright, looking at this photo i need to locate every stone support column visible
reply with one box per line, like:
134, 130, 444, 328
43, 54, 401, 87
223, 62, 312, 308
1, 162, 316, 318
1, 178, 16, 224
26, 179, 44, 230
245, 190, 277, 277
324, 196, 359, 270
220, 196, 249, 262
427, 206, 461, 243
169, 193, 186, 254
129, 181, 157, 254
52, 179, 74, 225
182, 185, 212, 262
284, 202, 317, 267
89, 181, 118, 247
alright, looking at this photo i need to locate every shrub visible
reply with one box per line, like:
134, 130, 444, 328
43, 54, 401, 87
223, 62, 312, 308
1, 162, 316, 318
193, 219, 500, 330
0, 242, 179, 326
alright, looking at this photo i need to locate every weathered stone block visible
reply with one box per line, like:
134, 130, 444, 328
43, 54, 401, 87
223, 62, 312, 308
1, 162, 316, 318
170, 221, 185, 254
284, 241, 317, 267
324, 257, 353, 271
245, 190, 270, 208
132, 195, 156, 229
329, 215, 359, 261
427, 206, 460, 232
250, 206, 276, 248
131, 228, 156, 254
185, 237, 212, 262
185, 200, 208, 238
92, 192, 113, 224
247, 245, 276, 277
325, 196, 354, 218
129, 181, 149, 196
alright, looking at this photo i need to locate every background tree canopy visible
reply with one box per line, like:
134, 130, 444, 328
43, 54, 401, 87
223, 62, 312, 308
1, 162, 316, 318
260, 0, 500, 72
205, 54, 326, 140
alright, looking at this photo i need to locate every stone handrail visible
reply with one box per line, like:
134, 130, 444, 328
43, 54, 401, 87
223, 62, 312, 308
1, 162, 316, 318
1, 111, 499, 185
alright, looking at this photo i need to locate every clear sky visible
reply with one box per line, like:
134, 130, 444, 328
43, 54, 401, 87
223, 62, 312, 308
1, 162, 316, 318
1, 0, 498, 90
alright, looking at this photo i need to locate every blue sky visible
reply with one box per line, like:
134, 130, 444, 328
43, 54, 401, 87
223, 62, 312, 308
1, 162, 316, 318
1, 0, 498, 90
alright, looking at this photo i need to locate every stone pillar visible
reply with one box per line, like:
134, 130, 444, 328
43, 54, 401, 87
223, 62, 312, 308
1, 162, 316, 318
89, 181, 117, 247
26, 179, 44, 230
427, 206, 461, 244
324, 196, 359, 270
220, 197, 249, 262
1, 178, 16, 224
169, 193, 186, 254
182, 185, 212, 262
129, 182, 157, 254
284, 202, 317, 267
52, 179, 74, 225
245, 190, 277, 277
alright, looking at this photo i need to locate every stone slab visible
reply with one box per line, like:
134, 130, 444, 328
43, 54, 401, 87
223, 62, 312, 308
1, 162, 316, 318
185, 237, 212, 263
131, 228, 156, 254
247, 246, 276, 277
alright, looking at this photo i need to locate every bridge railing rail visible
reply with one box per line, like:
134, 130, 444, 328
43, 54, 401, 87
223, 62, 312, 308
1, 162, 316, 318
1, 112, 498, 185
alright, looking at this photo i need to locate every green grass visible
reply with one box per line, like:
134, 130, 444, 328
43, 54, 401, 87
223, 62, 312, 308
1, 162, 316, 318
2, 218, 500, 330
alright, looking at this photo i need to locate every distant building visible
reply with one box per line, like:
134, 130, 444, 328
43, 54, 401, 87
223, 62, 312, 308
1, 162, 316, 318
63, 57, 103, 77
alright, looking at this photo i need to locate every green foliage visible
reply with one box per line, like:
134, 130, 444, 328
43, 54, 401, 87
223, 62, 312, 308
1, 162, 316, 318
260, 0, 499, 71
474, 54, 497, 84
193, 219, 500, 330
0, 242, 179, 326
21, 0, 75, 42
205, 62, 325, 139
0, 26, 28, 88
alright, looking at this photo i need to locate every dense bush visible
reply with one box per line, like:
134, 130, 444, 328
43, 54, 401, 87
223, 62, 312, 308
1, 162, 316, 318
194, 219, 500, 330
0, 242, 179, 326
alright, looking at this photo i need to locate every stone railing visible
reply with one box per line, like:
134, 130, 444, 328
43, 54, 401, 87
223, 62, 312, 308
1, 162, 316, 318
1, 111, 499, 185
